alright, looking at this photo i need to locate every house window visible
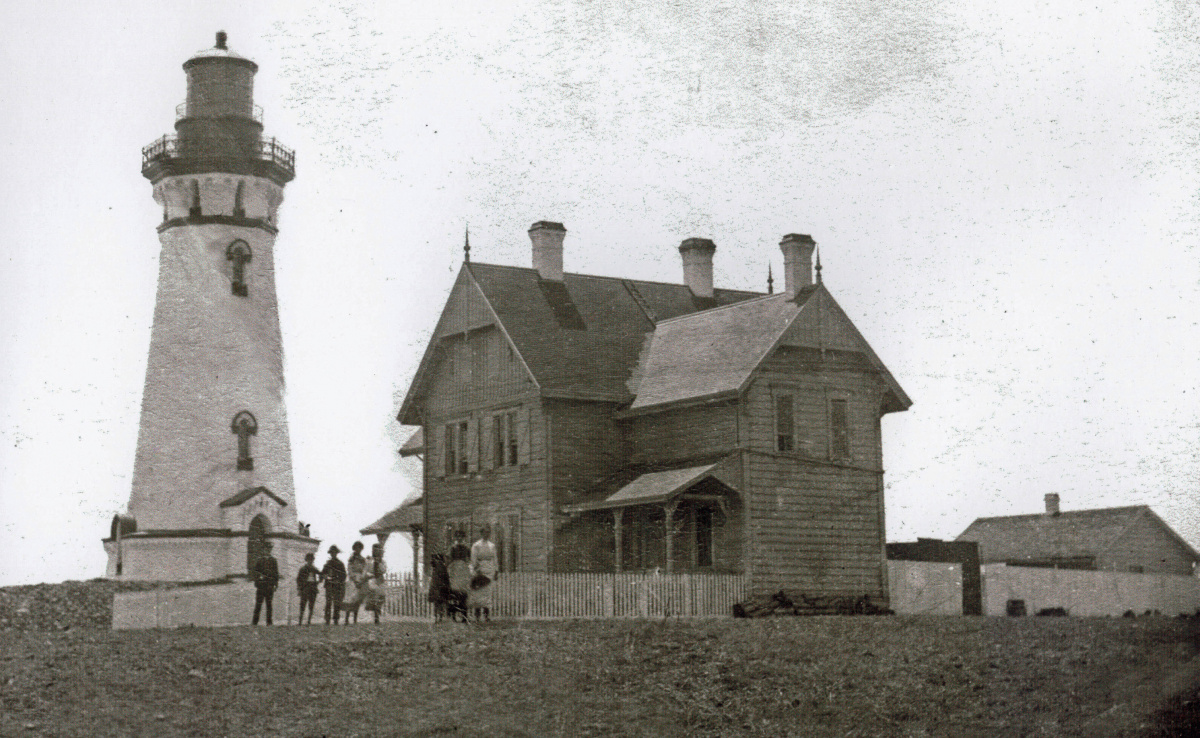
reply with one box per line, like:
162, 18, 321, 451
775, 395, 794, 452
444, 423, 457, 476
493, 414, 506, 467
507, 411, 519, 465
457, 420, 469, 475
696, 507, 714, 568
830, 399, 850, 461
471, 335, 485, 382
493, 410, 519, 468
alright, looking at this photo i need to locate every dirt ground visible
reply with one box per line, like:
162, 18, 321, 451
0, 610, 1196, 737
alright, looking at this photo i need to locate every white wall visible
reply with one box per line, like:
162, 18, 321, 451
981, 564, 1200, 617
887, 560, 963, 615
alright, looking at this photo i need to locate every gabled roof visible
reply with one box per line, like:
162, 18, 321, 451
219, 486, 287, 508
361, 495, 424, 535
956, 505, 1200, 564
397, 263, 761, 422
397, 260, 909, 422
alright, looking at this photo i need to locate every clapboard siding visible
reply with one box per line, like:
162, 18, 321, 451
422, 335, 549, 571
744, 451, 886, 598
1103, 513, 1197, 575
547, 400, 624, 506
625, 402, 739, 466
546, 400, 625, 571
749, 347, 884, 469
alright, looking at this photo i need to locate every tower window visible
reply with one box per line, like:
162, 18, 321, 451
231, 410, 258, 470
775, 394, 794, 452
233, 181, 245, 218
226, 240, 252, 297
189, 180, 201, 218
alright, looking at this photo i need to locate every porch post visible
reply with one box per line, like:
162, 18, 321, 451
612, 508, 623, 573
410, 525, 421, 582
664, 501, 678, 574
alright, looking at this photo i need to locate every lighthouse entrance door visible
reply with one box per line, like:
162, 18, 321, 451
247, 515, 269, 574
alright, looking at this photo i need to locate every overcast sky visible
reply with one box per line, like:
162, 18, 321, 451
1, 0, 1197, 587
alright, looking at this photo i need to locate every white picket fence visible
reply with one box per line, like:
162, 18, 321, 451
382, 572, 749, 619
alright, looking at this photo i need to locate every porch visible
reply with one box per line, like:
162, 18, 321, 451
560, 462, 743, 575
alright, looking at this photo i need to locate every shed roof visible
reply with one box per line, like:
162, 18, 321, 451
956, 505, 1200, 564
399, 428, 424, 457
361, 496, 424, 535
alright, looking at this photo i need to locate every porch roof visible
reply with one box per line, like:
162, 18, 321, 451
360, 495, 424, 535
562, 463, 724, 514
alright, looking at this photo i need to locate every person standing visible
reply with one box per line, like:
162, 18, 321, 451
251, 540, 280, 625
320, 545, 347, 625
363, 543, 388, 624
469, 525, 498, 623
428, 553, 450, 622
342, 541, 367, 624
296, 552, 321, 625
446, 530, 472, 623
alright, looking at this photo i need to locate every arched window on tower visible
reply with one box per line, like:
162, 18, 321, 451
233, 181, 245, 218
231, 410, 258, 470
226, 240, 252, 297
247, 514, 269, 574
189, 180, 201, 218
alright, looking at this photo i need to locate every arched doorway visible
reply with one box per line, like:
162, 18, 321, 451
247, 514, 270, 574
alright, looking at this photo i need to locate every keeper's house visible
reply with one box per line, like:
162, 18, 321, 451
396, 222, 911, 599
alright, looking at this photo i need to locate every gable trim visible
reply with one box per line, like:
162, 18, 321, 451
397, 265, 541, 425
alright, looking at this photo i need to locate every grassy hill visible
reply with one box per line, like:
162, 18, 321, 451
0, 591, 1196, 736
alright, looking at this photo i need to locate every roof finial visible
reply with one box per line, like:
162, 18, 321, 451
814, 248, 823, 285
767, 264, 774, 294
215, 31, 228, 50
463, 224, 471, 263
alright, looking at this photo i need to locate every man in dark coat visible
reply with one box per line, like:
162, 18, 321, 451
320, 545, 347, 624
251, 540, 280, 625
296, 552, 321, 625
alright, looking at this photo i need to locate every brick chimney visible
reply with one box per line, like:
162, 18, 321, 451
528, 221, 566, 281
1044, 493, 1061, 516
778, 234, 816, 297
678, 238, 716, 298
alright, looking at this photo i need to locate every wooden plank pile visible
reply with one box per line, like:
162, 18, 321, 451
732, 590, 894, 618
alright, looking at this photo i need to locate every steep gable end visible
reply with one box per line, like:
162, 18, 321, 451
780, 288, 911, 412
397, 266, 537, 425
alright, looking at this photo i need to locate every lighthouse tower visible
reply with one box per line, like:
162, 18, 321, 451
104, 33, 317, 582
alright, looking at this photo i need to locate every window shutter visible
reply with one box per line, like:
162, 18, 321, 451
518, 405, 531, 466
483, 414, 495, 470
467, 416, 479, 473
432, 424, 445, 478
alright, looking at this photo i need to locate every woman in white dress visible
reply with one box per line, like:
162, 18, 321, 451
469, 525, 498, 622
